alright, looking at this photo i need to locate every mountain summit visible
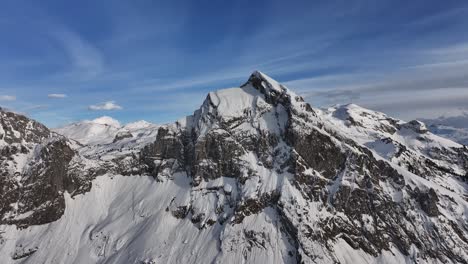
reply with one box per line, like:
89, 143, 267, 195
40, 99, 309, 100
1, 72, 467, 263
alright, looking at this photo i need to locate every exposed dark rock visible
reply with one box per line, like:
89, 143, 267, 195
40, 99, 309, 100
0, 110, 50, 144
171, 205, 189, 219
12, 246, 38, 260
402, 120, 428, 134
1, 139, 78, 227
287, 127, 346, 179
140, 127, 185, 178
113, 130, 133, 143
414, 187, 440, 217
232, 191, 280, 224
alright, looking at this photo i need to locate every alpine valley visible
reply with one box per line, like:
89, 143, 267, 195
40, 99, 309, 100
1, 72, 467, 264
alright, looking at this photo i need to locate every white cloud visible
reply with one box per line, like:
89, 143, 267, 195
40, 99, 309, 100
88, 101, 122, 111
48, 93, 67, 98
0, 95, 16, 101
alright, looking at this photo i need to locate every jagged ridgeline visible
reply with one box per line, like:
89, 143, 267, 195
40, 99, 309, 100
0, 72, 467, 263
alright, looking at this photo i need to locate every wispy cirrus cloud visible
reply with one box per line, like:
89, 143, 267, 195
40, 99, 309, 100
24, 104, 49, 111
88, 101, 122, 111
48, 93, 67, 99
51, 28, 104, 79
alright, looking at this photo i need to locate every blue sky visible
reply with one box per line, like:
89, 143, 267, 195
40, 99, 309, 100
1, 0, 468, 127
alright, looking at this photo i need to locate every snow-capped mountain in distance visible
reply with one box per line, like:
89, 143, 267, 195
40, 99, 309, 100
54, 116, 158, 146
1, 71, 467, 264
427, 125, 468, 146
54, 116, 122, 145
92, 116, 122, 128
420, 114, 468, 145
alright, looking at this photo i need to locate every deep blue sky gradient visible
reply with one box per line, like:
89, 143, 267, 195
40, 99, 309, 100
1, 0, 468, 126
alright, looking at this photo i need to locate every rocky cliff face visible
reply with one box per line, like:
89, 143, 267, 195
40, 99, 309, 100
0, 109, 95, 228
0, 72, 467, 263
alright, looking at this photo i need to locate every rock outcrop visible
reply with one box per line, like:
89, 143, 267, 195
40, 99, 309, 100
0, 109, 95, 228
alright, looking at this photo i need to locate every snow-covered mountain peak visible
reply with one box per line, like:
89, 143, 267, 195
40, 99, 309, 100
91, 116, 121, 128
201, 71, 296, 116
53, 117, 121, 145
187, 71, 315, 138
243, 71, 304, 105
249, 70, 284, 93
401, 119, 428, 134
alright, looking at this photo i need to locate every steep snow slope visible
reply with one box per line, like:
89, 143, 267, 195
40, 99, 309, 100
1, 72, 468, 264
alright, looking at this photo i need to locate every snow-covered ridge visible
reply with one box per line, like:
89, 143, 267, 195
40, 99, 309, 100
322, 103, 467, 190
323, 103, 462, 149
